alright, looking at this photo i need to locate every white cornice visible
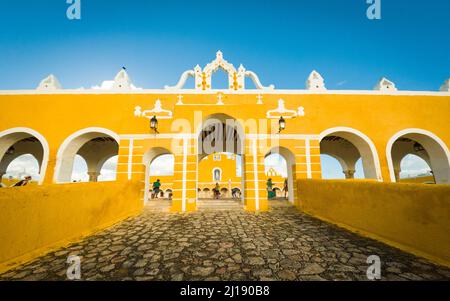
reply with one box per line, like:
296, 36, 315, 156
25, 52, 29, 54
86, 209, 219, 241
0, 88, 449, 96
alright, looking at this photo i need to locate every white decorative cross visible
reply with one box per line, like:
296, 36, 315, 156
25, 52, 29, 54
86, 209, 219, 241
256, 94, 263, 104
176, 94, 184, 105
217, 93, 224, 105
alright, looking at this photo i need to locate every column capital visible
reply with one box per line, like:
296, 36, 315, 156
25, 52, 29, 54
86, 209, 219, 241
87, 171, 100, 182
343, 169, 356, 179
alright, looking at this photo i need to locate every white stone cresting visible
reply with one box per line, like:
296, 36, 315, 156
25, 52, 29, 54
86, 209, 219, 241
439, 79, 450, 92
37, 74, 62, 90
166, 51, 273, 91
374, 77, 397, 91
112, 68, 133, 90
306, 70, 326, 91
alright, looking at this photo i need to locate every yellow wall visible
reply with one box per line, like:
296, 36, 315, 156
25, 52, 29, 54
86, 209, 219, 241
1, 93, 449, 185
1, 92, 449, 211
297, 179, 450, 267
0, 181, 143, 273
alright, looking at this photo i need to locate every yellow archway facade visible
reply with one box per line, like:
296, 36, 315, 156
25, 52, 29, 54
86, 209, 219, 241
1, 52, 449, 212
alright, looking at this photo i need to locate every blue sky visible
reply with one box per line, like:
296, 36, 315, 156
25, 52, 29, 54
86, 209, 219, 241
0, 0, 449, 90
1, 1, 443, 181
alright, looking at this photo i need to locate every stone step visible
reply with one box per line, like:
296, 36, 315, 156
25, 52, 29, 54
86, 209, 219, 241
196, 200, 243, 211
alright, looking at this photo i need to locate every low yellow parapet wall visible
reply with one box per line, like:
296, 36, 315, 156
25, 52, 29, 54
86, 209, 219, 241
296, 180, 450, 267
0, 181, 143, 273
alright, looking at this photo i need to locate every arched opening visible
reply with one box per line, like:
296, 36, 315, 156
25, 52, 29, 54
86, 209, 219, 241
198, 152, 242, 200
197, 113, 245, 205
320, 155, 365, 179
98, 155, 118, 182
2, 154, 40, 186
387, 129, 449, 184
55, 128, 119, 183
319, 128, 381, 180
71, 154, 88, 182
143, 147, 174, 203
211, 68, 230, 90
220, 187, 229, 197
0, 128, 49, 185
231, 187, 241, 199
264, 147, 295, 203
165, 189, 173, 200
320, 154, 345, 179
202, 187, 211, 198
398, 154, 435, 184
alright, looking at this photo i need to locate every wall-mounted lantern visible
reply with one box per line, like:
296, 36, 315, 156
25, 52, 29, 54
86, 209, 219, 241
278, 116, 286, 133
413, 142, 424, 152
150, 115, 159, 133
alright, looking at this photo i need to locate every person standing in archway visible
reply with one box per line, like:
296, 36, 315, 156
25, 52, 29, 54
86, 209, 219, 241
152, 179, 161, 199
267, 178, 274, 199
213, 182, 221, 199
283, 178, 288, 200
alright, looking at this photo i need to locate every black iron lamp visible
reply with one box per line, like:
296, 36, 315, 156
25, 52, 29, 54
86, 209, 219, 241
278, 116, 286, 133
150, 115, 159, 133
413, 142, 424, 152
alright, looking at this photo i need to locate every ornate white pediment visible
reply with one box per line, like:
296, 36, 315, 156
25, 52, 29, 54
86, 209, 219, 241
134, 99, 173, 119
165, 51, 274, 91
266, 99, 305, 119
374, 77, 397, 91
37, 74, 62, 90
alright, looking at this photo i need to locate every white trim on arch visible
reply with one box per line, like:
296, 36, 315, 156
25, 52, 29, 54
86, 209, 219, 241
0, 127, 50, 185
319, 126, 383, 181
54, 127, 121, 183
386, 128, 450, 183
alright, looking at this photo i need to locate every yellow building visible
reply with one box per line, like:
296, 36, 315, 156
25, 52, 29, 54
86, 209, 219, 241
1, 51, 449, 213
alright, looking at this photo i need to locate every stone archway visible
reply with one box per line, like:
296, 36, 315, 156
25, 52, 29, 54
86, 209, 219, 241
319, 127, 382, 180
55, 128, 119, 183
143, 147, 174, 204
0, 127, 49, 185
387, 129, 450, 184
265, 146, 296, 203
197, 113, 245, 206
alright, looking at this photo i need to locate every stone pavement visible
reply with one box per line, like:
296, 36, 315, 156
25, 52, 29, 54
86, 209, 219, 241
1, 200, 449, 281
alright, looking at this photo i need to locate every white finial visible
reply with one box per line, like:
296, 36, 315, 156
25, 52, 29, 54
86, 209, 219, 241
306, 70, 326, 90
216, 50, 223, 59
37, 74, 62, 90
374, 77, 397, 91
134, 106, 142, 117
112, 68, 133, 89
439, 79, 450, 92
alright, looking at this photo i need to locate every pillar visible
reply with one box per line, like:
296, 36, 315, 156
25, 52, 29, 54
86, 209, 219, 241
87, 171, 100, 182
243, 138, 268, 211
171, 137, 197, 212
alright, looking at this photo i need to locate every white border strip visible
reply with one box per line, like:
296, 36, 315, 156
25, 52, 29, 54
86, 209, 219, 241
305, 139, 312, 179
1, 89, 449, 97
127, 139, 134, 180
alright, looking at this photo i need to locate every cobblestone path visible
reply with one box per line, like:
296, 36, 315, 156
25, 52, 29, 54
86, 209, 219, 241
1, 201, 449, 281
